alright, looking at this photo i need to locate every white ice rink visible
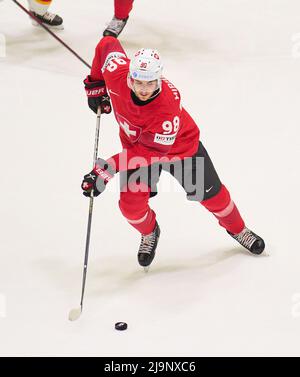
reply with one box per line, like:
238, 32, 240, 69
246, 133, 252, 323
0, 0, 300, 356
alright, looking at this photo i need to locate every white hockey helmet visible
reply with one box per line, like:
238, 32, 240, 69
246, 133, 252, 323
128, 48, 163, 92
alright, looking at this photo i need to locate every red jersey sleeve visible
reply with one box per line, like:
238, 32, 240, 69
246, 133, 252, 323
90, 36, 127, 81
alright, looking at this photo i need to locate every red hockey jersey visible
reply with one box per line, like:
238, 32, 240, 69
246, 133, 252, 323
90, 37, 200, 172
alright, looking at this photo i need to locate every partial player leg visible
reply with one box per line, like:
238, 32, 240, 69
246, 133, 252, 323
119, 166, 161, 268
103, 0, 134, 37
27, 0, 63, 29
201, 185, 265, 254
168, 142, 265, 255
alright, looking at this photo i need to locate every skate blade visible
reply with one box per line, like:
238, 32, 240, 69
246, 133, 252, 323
143, 267, 150, 273
32, 20, 64, 30
68, 307, 81, 321
246, 248, 269, 257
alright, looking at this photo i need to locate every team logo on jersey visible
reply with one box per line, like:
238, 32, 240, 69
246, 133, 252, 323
116, 113, 142, 143
154, 132, 177, 146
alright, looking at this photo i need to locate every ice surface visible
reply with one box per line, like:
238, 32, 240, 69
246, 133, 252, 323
0, 0, 300, 356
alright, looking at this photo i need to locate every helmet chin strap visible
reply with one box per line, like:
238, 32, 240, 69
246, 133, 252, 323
146, 87, 161, 100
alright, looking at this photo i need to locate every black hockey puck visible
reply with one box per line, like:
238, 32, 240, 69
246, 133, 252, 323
115, 322, 128, 331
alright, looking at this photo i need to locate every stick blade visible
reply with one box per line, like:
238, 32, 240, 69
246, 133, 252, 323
68, 307, 82, 321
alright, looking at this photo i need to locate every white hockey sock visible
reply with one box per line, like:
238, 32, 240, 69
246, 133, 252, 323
27, 0, 52, 16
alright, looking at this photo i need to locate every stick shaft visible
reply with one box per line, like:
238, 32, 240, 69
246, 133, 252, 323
79, 107, 101, 309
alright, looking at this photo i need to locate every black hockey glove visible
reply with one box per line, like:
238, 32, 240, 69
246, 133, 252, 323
81, 158, 115, 197
84, 76, 112, 114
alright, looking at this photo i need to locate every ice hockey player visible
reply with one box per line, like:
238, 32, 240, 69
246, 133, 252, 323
103, 0, 134, 38
81, 36, 265, 269
27, 0, 63, 29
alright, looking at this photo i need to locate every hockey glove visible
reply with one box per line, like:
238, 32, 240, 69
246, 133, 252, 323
81, 158, 115, 197
84, 76, 112, 114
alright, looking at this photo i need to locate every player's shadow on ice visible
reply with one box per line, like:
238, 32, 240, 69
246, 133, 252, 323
85, 246, 251, 297
5, 18, 213, 75
6, 30, 61, 61
122, 19, 210, 59
34, 245, 267, 301
5, 29, 87, 74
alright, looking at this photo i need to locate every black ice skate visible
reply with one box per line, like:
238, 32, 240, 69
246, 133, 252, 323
228, 227, 265, 255
103, 16, 129, 38
138, 222, 160, 271
31, 11, 64, 30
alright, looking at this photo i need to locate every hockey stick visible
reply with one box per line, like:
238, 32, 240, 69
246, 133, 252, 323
69, 107, 101, 321
11, 0, 91, 69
